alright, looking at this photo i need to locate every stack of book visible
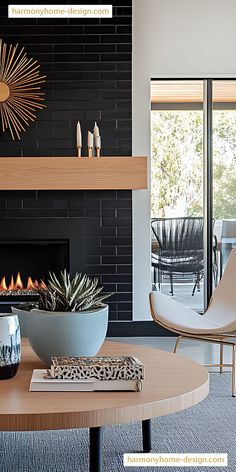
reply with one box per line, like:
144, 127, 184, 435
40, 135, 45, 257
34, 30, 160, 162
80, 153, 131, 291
30, 355, 144, 392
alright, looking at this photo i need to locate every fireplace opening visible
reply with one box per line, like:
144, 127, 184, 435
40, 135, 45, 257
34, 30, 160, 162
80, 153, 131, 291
0, 240, 69, 301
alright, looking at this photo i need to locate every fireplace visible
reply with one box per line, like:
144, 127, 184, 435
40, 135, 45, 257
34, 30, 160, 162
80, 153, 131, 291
0, 240, 69, 301
0, 190, 132, 324
0, 219, 85, 305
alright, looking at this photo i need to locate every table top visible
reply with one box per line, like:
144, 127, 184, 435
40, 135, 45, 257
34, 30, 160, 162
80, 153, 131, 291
0, 339, 209, 431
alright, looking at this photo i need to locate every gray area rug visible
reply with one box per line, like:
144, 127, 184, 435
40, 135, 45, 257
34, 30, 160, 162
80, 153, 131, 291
0, 373, 235, 472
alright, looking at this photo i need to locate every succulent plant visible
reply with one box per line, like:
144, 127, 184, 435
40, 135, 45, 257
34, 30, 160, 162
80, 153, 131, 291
33, 270, 112, 312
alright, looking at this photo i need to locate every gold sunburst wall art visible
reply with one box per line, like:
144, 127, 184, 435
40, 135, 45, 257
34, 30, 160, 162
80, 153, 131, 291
0, 39, 46, 140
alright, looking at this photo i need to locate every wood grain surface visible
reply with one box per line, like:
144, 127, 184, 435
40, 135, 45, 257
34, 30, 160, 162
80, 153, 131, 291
0, 156, 147, 190
0, 339, 209, 431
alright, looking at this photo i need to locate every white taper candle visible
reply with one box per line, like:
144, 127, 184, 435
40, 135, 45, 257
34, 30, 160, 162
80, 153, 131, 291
76, 121, 82, 148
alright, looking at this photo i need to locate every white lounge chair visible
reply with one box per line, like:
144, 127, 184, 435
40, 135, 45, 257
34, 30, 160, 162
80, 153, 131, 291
150, 248, 236, 396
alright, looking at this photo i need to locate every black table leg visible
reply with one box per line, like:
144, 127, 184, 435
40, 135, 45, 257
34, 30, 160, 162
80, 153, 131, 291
89, 427, 103, 472
142, 419, 152, 452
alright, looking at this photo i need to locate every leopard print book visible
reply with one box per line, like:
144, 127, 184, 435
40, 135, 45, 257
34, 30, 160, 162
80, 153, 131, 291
49, 356, 144, 381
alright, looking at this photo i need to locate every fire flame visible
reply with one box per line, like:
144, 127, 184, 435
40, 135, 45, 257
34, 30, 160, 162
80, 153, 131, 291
0, 272, 46, 291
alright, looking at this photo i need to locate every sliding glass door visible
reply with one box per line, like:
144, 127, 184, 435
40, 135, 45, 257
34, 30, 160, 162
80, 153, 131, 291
151, 80, 204, 311
151, 79, 236, 312
212, 81, 236, 278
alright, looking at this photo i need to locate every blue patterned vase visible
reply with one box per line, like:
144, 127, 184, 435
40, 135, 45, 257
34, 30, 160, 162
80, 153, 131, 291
0, 314, 21, 380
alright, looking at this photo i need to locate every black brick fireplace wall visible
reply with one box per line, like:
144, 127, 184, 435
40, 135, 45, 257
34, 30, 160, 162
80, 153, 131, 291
0, 1, 134, 328
0, 190, 132, 324
0, 0, 132, 156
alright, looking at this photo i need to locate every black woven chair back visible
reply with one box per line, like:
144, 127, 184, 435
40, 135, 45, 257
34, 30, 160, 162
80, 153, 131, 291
151, 217, 203, 255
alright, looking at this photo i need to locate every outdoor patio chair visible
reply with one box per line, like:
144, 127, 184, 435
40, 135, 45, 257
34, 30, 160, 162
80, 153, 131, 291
149, 248, 236, 397
221, 219, 236, 272
151, 217, 204, 296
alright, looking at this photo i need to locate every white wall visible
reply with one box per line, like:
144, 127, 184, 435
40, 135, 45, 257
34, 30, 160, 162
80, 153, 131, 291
132, 0, 236, 320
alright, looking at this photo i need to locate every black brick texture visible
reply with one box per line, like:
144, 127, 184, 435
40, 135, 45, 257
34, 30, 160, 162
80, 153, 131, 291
0, 0, 132, 157
0, 0, 132, 322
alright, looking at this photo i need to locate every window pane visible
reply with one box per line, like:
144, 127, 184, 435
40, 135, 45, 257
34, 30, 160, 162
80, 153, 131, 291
213, 81, 236, 276
151, 81, 204, 312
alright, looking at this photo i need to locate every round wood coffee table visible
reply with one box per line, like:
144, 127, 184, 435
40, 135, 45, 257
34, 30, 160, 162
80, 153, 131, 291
0, 339, 209, 472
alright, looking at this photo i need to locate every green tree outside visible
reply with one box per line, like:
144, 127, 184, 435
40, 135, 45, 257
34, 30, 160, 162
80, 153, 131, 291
151, 110, 236, 219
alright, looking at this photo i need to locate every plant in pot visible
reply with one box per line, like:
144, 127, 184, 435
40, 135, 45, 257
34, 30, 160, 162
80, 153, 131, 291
12, 270, 112, 365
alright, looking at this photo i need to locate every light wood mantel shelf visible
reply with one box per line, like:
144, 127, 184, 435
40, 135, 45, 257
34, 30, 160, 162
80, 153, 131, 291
0, 156, 147, 190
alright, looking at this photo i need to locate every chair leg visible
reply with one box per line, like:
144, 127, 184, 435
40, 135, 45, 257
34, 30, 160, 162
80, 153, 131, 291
153, 267, 157, 285
192, 271, 202, 296
158, 268, 161, 290
213, 261, 218, 287
192, 281, 196, 296
173, 336, 182, 354
197, 273, 201, 292
232, 345, 236, 398
169, 272, 174, 296
192, 273, 198, 296
220, 344, 224, 374
172, 335, 236, 397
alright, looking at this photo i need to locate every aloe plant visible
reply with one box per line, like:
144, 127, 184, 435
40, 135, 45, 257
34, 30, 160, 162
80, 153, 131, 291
33, 270, 111, 312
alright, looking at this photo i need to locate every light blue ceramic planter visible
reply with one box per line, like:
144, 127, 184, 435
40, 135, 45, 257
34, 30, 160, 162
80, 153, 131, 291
12, 305, 108, 365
